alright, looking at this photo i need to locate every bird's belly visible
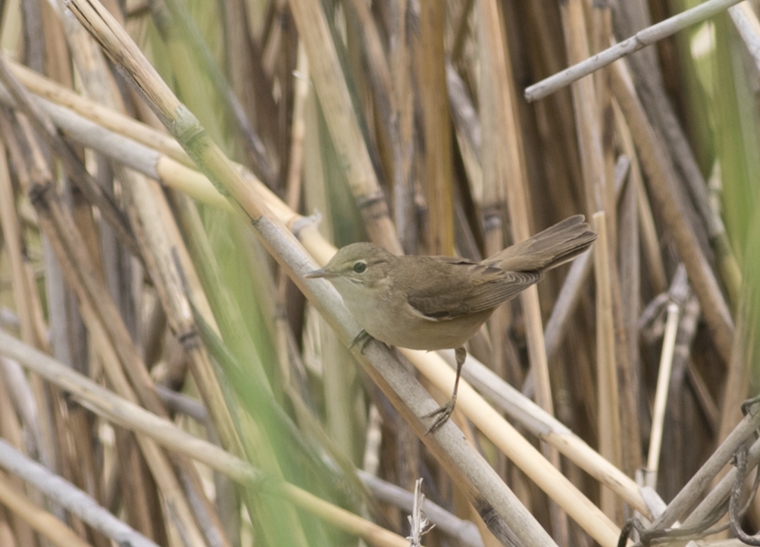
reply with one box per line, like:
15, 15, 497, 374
361, 308, 491, 351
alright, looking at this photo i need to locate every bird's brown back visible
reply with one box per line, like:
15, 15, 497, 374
393, 256, 542, 320
396, 216, 597, 321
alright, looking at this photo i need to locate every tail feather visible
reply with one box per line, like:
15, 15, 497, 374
486, 215, 597, 272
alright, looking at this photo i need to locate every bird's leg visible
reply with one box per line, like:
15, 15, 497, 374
424, 346, 466, 434
349, 329, 373, 353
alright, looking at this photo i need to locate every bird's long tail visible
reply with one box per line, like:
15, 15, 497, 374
487, 215, 598, 272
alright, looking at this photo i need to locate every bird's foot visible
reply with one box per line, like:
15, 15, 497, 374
423, 399, 456, 435
349, 329, 373, 354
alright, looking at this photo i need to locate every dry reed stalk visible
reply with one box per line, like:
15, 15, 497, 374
646, 301, 680, 487
343, 0, 394, 157
5, 84, 215, 540
0, 330, 430, 547
624, 30, 742, 313
397, 349, 622, 547
612, 100, 667, 292
388, 0, 416, 253
2, 0, 756, 544
592, 212, 622, 520
662, 272, 701, 497
447, 63, 483, 217
62, 1, 554, 544
717, 282, 759, 443
0, 471, 94, 547
5, 115, 209, 546
558, 0, 605, 216
730, 2, 760, 72
287, 0, 402, 254
650, 407, 760, 531
404, 347, 646, 510
0, 439, 158, 547
284, 43, 308, 211
4, 57, 192, 165
591, 1, 617, 245
478, 1, 570, 540
0, 107, 77, 538
0, 69, 138, 260
0, 369, 35, 546
476, 0, 516, 393
613, 114, 645, 476
0, 515, 16, 547
88, 88, 244, 540
523, 0, 585, 213
610, 59, 734, 364
525, 0, 745, 101
0, 330, 252, 482
450, 0, 474, 64
558, 15, 634, 499
60, 19, 245, 534
0, 149, 36, 347
418, 0, 454, 256
260, 0, 285, 77
0, 47, 660, 532
541, 148, 629, 366
680, 435, 760, 538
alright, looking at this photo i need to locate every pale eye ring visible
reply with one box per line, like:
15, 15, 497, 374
353, 261, 367, 274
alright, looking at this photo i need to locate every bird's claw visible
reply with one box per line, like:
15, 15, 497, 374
349, 329, 373, 353
423, 400, 456, 434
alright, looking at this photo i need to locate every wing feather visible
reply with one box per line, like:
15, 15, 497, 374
406, 262, 541, 320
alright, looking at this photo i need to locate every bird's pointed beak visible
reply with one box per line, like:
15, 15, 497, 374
304, 267, 337, 279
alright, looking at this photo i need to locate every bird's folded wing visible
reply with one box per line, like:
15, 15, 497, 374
407, 267, 542, 319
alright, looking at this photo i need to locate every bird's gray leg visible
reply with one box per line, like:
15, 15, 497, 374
349, 329, 373, 353
424, 346, 466, 434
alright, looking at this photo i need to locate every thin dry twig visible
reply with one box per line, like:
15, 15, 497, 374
525, 0, 744, 102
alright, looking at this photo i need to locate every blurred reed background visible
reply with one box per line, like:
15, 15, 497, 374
0, 0, 759, 546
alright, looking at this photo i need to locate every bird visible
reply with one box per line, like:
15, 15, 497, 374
305, 215, 597, 433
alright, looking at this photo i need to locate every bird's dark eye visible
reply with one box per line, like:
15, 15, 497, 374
353, 261, 367, 274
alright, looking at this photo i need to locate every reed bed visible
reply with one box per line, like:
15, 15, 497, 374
0, 0, 758, 546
